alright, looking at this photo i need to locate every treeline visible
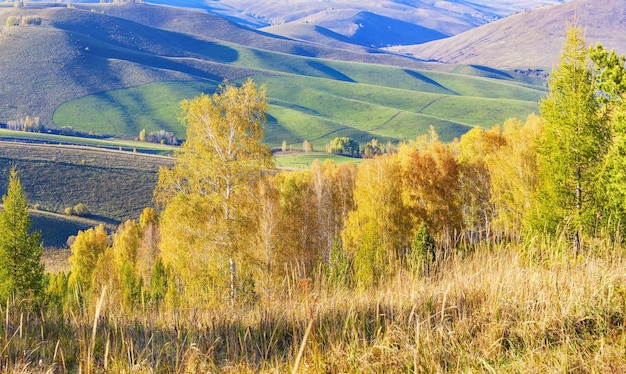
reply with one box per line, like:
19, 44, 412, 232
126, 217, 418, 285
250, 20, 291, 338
281, 136, 392, 158
47, 115, 544, 311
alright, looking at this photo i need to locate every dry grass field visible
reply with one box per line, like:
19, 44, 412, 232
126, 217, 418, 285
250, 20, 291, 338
3, 240, 626, 372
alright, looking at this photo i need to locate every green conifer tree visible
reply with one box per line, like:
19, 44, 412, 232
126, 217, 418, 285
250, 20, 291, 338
532, 23, 611, 253
409, 222, 436, 275
0, 168, 44, 305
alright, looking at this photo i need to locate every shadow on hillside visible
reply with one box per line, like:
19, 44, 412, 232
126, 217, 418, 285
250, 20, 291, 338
314, 25, 359, 45
468, 65, 513, 80
31, 214, 95, 248
307, 61, 355, 82
50, 10, 241, 85
88, 46, 226, 82
350, 11, 449, 48
403, 70, 455, 94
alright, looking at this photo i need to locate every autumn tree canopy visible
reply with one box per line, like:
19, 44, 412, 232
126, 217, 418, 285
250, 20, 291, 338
155, 79, 273, 306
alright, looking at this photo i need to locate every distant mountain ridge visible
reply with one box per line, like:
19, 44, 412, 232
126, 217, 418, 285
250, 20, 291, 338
388, 0, 626, 69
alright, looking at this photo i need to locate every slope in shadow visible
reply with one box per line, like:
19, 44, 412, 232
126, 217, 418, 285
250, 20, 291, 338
469, 65, 513, 80
307, 61, 356, 82
403, 69, 456, 94
350, 11, 449, 47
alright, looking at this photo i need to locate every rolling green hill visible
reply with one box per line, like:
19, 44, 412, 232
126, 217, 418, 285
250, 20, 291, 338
0, 3, 544, 147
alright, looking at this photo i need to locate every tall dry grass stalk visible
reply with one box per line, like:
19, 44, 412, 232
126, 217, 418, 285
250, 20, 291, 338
1, 241, 626, 372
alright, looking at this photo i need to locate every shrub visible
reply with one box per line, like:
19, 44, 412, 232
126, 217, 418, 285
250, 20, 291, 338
21, 16, 42, 26
6, 16, 20, 27
303, 140, 313, 153
362, 139, 383, 158
409, 222, 436, 275
73, 203, 89, 217
147, 130, 178, 145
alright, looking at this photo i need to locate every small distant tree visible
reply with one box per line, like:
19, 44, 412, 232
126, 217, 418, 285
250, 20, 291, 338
21, 16, 41, 26
362, 139, 383, 158
6, 16, 19, 27
73, 203, 89, 217
281, 140, 288, 152
139, 128, 147, 142
303, 139, 313, 153
147, 130, 178, 145
0, 168, 44, 305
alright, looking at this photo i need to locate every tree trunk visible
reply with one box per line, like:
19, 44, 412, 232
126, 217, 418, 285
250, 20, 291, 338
574, 174, 582, 255
229, 256, 236, 306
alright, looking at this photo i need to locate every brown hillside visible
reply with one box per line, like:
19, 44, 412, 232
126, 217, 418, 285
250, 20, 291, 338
205, 0, 564, 48
387, 0, 626, 69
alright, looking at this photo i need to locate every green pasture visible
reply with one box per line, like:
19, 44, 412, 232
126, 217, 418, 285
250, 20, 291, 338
52, 42, 544, 147
274, 152, 361, 169
53, 81, 218, 139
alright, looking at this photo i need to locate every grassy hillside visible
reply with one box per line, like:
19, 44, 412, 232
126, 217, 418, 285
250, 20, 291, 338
1, 3, 544, 147
202, 0, 564, 47
274, 152, 361, 169
0, 141, 172, 224
389, 0, 626, 69
53, 65, 542, 145
51, 40, 544, 145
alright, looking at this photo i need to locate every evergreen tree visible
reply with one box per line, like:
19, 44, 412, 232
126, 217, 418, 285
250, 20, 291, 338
532, 23, 611, 253
409, 222, 436, 275
0, 168, 44, 305
590, 44, 626, 234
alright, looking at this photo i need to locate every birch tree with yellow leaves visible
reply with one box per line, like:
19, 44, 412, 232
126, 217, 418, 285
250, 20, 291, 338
155, 79, 273, 306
